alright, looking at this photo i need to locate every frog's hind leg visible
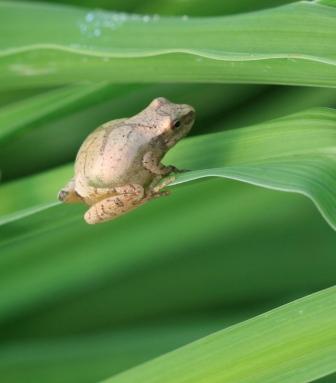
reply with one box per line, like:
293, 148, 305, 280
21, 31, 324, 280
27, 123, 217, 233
76, 183, 144, 205
84, 194, 143, 224
58, 178, 82, 203
84, 183, 145, 224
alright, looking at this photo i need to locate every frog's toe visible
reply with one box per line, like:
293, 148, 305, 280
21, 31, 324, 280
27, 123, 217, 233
153, 190, 170, 198
58, 189, 68, 202
58, 188, 82, 203
84, 209, 98, 224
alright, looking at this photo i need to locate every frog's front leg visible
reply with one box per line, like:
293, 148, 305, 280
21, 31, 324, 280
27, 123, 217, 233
142, 151, 178, 176
84, 184, 145, 224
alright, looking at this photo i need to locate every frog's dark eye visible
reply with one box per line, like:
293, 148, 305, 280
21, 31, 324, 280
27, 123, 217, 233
173, 120, 181, 129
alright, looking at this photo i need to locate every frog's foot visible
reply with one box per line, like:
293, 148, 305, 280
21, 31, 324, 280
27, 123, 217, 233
151, 190, 170, 198
149, 174, 176, 196
58, 178, 82, 203
84, 193, 145, 224
172, 167, 190, 173
163, 165, 191, 174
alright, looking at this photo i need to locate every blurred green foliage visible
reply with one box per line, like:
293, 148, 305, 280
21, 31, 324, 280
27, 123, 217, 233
0, 0, 336, 382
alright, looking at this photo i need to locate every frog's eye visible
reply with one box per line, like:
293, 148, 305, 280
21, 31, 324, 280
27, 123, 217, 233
173, 120, 181, 129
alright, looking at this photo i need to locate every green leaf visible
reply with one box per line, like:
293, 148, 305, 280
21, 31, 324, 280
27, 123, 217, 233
1, 1, 336, 88
0, 83, 112, 143
1, 2, 336, 383
28, 0, 295, 16
0, 315, 240, 383
1, 108, 336, 330
103, 286, 336, 383
166, 107, 336, 230
0, 87, 55, 108
1, 177, 336, 337
0, 83, 261, 180
317, 0, 336, 7
1, 80, 335, 181
137, 0, 295, 16
2, 107, 336, 230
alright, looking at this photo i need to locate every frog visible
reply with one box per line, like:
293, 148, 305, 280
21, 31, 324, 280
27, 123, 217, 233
58, 97, 195, 224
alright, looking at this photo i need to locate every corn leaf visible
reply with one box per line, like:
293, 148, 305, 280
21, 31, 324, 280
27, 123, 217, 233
2, 107, 336, 229
0, 316, 235, 382
103, 286, 336, 383
0, 83, 112, 143
1, 1, 336, 383
1, 1, 336, 88
1, 108, 336, 328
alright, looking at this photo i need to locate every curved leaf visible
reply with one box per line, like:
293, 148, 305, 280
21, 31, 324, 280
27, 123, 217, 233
1, 107, 336, 229
164, 107, 336, 230
1, 107, 336, 327
0, 1, 336, 88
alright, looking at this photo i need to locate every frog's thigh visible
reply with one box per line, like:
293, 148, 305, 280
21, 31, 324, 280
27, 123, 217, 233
81, 184, 143, 201
115, 184, 144, 200
84, 194, 144, 224
78, 185, 116, 200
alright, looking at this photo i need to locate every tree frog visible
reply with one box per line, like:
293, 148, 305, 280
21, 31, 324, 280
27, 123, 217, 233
58, 97, 195, 224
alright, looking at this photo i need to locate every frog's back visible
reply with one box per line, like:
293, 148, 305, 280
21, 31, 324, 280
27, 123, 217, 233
75, 119, 151, 192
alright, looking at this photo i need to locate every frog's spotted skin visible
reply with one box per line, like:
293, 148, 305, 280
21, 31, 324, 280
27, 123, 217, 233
58, 97, 195, 224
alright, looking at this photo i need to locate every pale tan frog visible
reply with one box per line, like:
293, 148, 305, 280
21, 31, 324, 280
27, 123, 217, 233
58, 97, 195, 224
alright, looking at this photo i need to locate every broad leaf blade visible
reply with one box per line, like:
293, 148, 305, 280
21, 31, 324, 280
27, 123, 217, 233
166, 107, 336, 230
0, 1, 336, 88
103, 286, 336, 383
172, 158, 336, 230
1, 179, 335, 335
0, 315, 239, 382
1, 107, 336, 228
1, 108, 336, 328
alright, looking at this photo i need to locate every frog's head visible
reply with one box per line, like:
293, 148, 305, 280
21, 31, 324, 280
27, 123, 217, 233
148, 97, 195, 148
